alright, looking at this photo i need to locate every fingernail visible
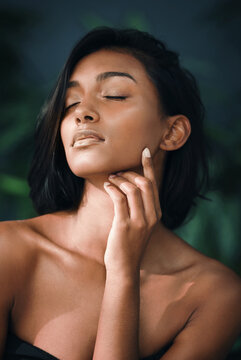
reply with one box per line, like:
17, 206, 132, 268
104, 182, 111, 187
108, 174, 116, 179
143, 147, 151, 158
116, 172, 123, 175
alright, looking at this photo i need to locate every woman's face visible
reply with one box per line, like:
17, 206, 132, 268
60, 49, 166, 179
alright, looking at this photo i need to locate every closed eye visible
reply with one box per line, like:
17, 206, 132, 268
65, 102, 79, 111
105, 96, 127, 101
65, 96, 127, 111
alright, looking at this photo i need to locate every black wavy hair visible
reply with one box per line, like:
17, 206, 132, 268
28, 26, 212, 230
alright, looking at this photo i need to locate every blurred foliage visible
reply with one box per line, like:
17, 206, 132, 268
177, 1, 241, 357
80, 12, 115, 30
0, 8, 43, 220
80, 10, 150, 32
0, 1, 240, 358
204, 0, 241, 25
176, 0, 241, 278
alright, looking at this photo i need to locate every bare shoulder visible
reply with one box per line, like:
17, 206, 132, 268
184, 239, 239, 290
0, 219, 40, 284
0, 212, 70, 266
166, 231, 241, 315
170, 231, 241, 296
194, 255, 241, 311
182, 246, 241, 341
158, 236, 241, 359
0, 218, 37, 251
0, 213, 56, 248
0, 219, 38, 330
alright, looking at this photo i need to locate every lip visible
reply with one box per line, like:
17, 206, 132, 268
73, 138, 103, 148
72, 129, 105, 146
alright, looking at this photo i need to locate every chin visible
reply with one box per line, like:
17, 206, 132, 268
67, 161, 117, 179
66, 150, 142, 178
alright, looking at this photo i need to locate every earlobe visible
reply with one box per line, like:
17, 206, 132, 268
159, 115, 191, 151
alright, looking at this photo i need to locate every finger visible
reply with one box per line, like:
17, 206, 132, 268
117, 148, 162, 220
141, 147, 162, 219
108, 175, 146, 223
103, 182, 130, 221
115, 171, 157, 225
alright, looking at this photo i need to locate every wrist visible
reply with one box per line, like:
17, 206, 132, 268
106, 269, 140, 284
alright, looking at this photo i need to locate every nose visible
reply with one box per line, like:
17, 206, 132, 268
74, 104, 100, 124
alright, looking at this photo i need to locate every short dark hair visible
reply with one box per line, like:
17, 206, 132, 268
28, 26, 212, 230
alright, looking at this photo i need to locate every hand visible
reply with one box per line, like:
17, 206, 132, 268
103, 147, 162, 276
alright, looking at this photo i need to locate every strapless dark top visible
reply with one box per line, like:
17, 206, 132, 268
3, 332, 171, 360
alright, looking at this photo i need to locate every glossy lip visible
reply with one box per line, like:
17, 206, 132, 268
72, 129, 105, 147
73, 138, 103, 148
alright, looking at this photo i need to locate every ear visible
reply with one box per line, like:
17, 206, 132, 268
160, 115, 191, 151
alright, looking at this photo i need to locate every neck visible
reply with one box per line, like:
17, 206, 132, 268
61, 175, 168, 271
51, 149, 169, 269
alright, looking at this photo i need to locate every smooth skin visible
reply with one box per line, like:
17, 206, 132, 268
103, 150, 162, 275
0, 49, 241, 360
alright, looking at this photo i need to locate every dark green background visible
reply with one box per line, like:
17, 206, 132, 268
0, 1, 240, 358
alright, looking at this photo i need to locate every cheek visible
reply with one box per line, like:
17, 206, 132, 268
134, 100, 162, 143
111, 103, 161, 148
106, 107, 161, 171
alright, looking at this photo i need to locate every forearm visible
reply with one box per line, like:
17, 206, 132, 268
93, 271, 140, 360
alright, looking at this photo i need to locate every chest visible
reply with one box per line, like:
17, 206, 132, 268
10, 254, 193, 360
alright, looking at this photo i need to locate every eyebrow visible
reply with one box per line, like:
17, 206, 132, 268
67, 71, 137, 88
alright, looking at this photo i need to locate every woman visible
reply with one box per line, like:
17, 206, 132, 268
1, 26, 241, 360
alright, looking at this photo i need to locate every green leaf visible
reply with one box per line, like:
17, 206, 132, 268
80, 13, 114, 30
0, 173, 29, 196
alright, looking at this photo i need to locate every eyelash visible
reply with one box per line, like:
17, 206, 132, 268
65, 96, 127, 111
